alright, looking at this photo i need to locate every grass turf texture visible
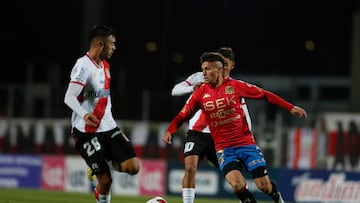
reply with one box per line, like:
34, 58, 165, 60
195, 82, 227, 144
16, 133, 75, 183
0, 188, 273, 203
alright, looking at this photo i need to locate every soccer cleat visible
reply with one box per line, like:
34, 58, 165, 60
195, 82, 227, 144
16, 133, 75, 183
276, 192, 285, 203
87, 167, 96, 181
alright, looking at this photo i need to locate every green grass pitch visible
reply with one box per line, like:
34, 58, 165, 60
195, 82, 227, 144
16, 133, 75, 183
0, 188, 272, 203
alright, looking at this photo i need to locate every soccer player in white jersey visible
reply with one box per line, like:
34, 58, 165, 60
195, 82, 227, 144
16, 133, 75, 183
163, 47, 254, 203
64, 25, 140, 203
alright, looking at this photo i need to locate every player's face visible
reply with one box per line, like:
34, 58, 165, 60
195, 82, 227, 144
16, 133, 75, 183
201, 61, 223, 87
223, 57, 234, 78
101, 35, 116, 60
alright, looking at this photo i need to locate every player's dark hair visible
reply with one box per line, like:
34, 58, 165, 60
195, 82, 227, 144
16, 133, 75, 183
217, 46, 235, 61
200, 52, 225, 66
88, 25, 116, 42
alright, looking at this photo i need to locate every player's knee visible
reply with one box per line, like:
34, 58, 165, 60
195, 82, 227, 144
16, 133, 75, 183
251, 166, 272, 193
256, 180, 272, 193
184, 164, 197, 176
127, 164, 140, 175
126, 160, 140, 175
225, 175, 247, 192
116, 158, 140, 175
230, 180, 246, 192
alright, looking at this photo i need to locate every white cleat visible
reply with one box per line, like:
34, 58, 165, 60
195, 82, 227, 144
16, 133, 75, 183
277, 192, 285, 203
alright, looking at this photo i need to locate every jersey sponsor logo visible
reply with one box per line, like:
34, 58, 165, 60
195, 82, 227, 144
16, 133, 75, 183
218, 114, 240, 125
209, 114, 241, 127
209, 108, 236, 119
86, 89, 110, 98
203, 96, 236, 111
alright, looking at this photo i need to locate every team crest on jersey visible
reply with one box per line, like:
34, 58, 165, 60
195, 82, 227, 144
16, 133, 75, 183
202, 93, 211, 99
225, 86, 234, 94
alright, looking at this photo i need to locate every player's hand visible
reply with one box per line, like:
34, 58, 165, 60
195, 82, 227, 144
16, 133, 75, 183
84, 113, 99, 127
290, 106, 307, 118
162, 131, 172, 144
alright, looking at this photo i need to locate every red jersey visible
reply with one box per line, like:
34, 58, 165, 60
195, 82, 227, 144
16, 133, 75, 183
167, 78, 294, 151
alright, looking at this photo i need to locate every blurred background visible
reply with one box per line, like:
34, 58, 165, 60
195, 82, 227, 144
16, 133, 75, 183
1, 0, 359, 119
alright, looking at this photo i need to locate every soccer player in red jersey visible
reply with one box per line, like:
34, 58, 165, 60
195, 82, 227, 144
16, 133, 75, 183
166, 47, 254, 203
162, 52, 307, 203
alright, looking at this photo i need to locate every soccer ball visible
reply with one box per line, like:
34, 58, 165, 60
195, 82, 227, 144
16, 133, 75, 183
146, 196, 167, 203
